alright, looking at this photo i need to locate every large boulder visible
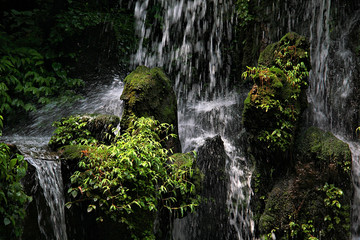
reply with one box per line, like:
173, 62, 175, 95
195, 135, 229, 239
256, 127, 352, 239
173, 135, 229, 239
120, 66, 181, 152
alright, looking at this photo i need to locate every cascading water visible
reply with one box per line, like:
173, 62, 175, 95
1, 136, 68, 240
272, 0, 360, 238
133, 0, 254, 239
0, 74, 125, 239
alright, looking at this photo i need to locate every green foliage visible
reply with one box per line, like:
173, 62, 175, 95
66, 117, 198, 239
0, 115, 30, 239
321, 183, 350, 235
289, 220, 319, 240
236, 0, 253, 27
1, 1, 136, 117
286, 183, 349, 240
49, 115, 96, 148
0, 27, 84, 116
49, 114, 120, 150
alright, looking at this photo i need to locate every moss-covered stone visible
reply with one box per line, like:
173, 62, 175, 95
295, 127, 352, 189
259, 180, 295, 234
258, 32, 310, 70
120, 66, 180, 152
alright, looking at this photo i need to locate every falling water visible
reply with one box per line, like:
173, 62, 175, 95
306, 0, 332, 129
133, 0, 254, 239
1, 74, 125, 239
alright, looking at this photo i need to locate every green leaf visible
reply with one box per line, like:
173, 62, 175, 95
9, 158, 17, 169
4, 218, 11, 226
71, 190, 78, 198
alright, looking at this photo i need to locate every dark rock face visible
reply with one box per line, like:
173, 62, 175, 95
175, 135, 230, 239
196, 135, 229, 239
120, 66, 181, 153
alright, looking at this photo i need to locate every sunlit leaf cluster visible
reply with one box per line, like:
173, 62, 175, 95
66, 117, 199, 238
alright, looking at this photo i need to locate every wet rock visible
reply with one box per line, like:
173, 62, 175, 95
174, 135, 229, 239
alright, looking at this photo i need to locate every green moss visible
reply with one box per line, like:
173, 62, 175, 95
258, 42, 278, 67
258, 32, 310, 71
60, 145, 90, 160
242, 32, 310, 153
296, 127, 352, 177
259, 180, 295, 235
120, 66, 177, 132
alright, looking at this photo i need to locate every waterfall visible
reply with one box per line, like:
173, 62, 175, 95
1, 74, 125, 239
0, 136, 67, 240
133, 0, 254, 239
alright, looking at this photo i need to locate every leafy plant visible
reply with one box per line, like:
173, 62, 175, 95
0, 115, 31, 239
321, 183, 350, 235
0, 29, 84, 116
289, 220, 319, 240
236, 0, 253, 27
49, 115, 96, 149
66, 117, 199, 239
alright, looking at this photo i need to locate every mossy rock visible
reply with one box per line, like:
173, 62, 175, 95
258, 32, 310, 70
259, 179, 295, 234
120, 66, 180, 152
49, 114, 120, 150
295, 127, 352, 189
242, 66, 302, 152
256, 127, 352, 239
120, 66, 177, 129
243, 32, 309, 153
